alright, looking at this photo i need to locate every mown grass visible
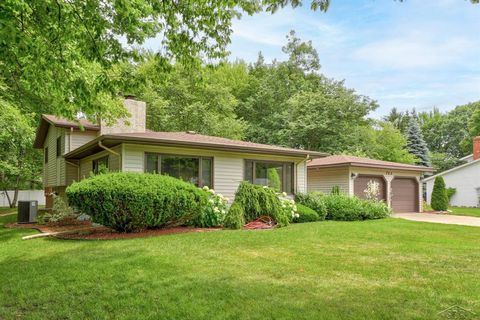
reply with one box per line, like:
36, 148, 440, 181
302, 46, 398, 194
449, 206, 480, 218
0, 207, 16, 215
1, 214, 480, 319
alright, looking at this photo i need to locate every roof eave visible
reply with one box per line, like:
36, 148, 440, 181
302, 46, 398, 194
64, 135, 328, 159
308, 162, 434, 172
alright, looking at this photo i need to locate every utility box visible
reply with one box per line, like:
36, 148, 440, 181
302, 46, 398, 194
17, 200, 38, 224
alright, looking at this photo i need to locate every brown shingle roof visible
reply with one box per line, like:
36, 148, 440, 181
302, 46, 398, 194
308, 155, 433, 172
42, 115, 99, 130
33, 115, 99, 148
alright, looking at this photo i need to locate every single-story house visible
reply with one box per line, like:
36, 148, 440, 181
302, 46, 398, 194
307, 155, 433, 213
424, 137, 480, 207
33, 98, 327, 207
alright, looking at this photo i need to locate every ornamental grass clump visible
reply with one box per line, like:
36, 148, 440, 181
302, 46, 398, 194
66, 172, 208, 232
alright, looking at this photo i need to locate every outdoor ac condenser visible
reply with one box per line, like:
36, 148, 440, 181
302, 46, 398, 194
17, 200, 38, 224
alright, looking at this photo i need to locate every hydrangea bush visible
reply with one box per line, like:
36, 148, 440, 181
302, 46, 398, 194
190, 186, 228, 228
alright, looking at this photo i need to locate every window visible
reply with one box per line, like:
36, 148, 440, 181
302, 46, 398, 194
244, 160, 294, 194
92, 156, 109, 174
145, 153, 213, 188
44, 147, 49, 164
56, 137, 62, 157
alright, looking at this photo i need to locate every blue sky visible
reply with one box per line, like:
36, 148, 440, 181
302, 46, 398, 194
227, 0, 480, 118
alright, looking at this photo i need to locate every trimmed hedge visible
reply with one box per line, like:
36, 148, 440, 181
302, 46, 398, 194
295, 203, 319, 223
322, 194, 390, 221
431, 176, 448, 211
295, 192, 327, 220
66, 172, 208, 232
232, 181, 290, 227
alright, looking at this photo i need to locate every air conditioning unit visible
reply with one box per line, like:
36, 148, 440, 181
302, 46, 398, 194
17, 200, 38, 224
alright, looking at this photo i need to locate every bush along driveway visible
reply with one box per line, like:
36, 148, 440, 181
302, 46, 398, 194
1, 213, 480, 319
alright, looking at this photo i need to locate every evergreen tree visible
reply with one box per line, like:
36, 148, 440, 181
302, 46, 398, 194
405, 112, 431, 166
430, 176, 448, 211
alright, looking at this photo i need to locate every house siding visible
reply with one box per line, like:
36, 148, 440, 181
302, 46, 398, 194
66, 130, 98, 152
78, 146, 122, 180
425, 162, 480, 207
121, 144, 307, 201
307, 167, 350, 194
43, 125, 67, 187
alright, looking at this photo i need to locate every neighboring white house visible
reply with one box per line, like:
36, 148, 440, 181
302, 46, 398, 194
424, 137, 480, 207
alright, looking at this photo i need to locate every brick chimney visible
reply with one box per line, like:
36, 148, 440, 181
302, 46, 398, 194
474, 136, 480, 161
100, 97, 146, 135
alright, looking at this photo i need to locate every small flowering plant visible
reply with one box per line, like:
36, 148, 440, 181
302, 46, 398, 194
194, 186, 228, 228
278, 192, 298, 221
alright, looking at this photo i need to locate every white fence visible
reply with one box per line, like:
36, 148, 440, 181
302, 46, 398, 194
0, 190, 45, 207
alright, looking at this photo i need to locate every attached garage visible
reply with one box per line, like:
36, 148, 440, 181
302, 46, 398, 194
353, 175, 387, 202
307, 155, 433, 213
391, 178, 418, 213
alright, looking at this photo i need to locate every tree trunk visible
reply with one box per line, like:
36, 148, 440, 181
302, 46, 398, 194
11, 188, 19, 208
3, 189, 13, 208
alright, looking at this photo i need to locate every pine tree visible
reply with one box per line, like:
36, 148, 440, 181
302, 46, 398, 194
406, 112, 431, 166
430, 176, 448, 211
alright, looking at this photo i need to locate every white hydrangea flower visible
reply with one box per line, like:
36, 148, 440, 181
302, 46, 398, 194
203, 186, 209, 191
282, 192, 287, 197
208, 199, 215, 204
209, 189, 216, 194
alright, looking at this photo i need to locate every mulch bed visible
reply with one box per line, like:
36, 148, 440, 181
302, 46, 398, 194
5, 221, 222, 240
5, 221, 92, 233
57, 226, 223, 240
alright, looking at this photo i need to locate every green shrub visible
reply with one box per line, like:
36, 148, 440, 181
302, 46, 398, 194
224, 202, 245, 229
190, 187, 227, 228
267, 168, 281, 192
331, 186, 341, 195
233, 181, 290, 227
361, 200, 391, 220
295, 203, 319, 223
446, 187, 456, 202
295, 192, 327, 220
431, 176, 448, 211
66, 172, 208, 232
323, 194, 390, 221
37, 195, 77, 225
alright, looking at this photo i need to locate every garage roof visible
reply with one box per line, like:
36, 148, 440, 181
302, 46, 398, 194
308, 155, 434, 172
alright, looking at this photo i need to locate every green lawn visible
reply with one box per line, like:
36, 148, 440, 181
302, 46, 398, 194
1, 214, 480, 319
0, 207, 16, 215
449, 206, 480, 218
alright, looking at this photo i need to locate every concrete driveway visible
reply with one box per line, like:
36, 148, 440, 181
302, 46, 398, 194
392, 213, 480, 227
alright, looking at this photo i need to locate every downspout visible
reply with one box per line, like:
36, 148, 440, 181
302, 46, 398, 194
295, 154, 310, 194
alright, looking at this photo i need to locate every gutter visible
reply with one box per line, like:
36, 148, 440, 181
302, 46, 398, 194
64, 135, 328, 159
